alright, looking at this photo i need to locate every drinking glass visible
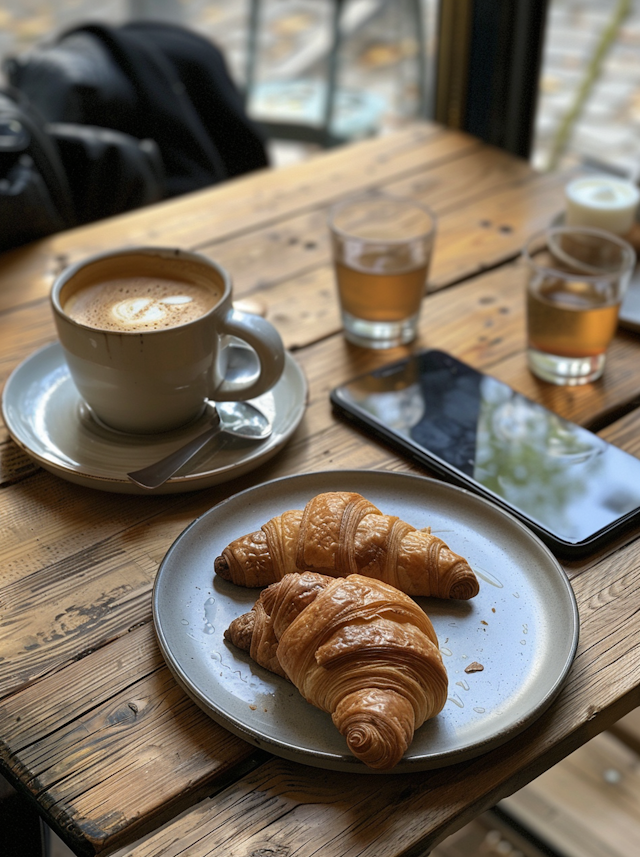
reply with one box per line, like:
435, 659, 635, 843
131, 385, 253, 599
328, 193, 436, 348
524, 226, 636, 385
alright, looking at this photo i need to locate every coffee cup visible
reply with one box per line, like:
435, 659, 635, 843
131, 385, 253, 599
51, 246, 285, 434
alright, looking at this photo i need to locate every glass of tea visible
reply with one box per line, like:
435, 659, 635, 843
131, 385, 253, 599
524, 225, 636, 385
328, 193, 436, 348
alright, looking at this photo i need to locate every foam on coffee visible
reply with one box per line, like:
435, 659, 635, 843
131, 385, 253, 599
65, 276, 220, 331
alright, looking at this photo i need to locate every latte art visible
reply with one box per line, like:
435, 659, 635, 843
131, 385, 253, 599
111, 294, 195, 326
65, 276, 220, 331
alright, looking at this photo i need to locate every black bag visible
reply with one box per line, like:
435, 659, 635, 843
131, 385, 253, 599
49, 122, 164, 226
0, 88, 75, 252
5, 20, 269, 199
0, 86, 165, 252
1, 21, 269, 253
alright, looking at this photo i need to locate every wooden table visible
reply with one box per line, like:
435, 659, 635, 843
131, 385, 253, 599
1, 121, 639, 857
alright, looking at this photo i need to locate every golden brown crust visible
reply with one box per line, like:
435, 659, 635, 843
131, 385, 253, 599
224, 572, 449, 770
223, 610, 254, 651
224, 571, 333, 678
215, 492, 479, 599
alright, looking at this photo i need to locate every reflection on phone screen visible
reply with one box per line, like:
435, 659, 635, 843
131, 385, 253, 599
335, 350, 640, 546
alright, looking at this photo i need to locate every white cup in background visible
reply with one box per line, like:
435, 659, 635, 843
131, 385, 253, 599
565, 176, 640, 236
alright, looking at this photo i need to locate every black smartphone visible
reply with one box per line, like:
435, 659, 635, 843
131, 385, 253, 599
330, 349, 640, 557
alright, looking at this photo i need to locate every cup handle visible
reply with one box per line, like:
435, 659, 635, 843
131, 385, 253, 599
215, 308, 285, 400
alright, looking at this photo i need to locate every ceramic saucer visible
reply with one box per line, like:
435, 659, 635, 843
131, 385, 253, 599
2, 342, 307, 494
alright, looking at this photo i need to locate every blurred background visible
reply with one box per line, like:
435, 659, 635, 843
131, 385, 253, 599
0, 0, 639, 175
1, 2, 639, 856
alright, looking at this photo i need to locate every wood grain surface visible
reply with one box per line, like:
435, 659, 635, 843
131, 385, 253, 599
1, 121, 639, 857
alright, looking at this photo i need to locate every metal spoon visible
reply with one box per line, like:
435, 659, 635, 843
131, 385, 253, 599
127, 401, 272, 490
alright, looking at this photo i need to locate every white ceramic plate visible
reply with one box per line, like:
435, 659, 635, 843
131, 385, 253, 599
153, 470, 579, 772
1, 342, 307, 494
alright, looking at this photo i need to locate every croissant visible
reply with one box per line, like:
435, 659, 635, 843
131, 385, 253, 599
224, 571, 449, 770
215, 491, 479, 599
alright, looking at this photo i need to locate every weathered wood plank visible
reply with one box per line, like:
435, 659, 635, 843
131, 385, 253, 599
3, 255, 640, 695
272, 257, 640, 428
256, 165, 579, 348
4, 538, 639, 857
5, 246, 638, 453
0, 122, 470, 311
0, 624, 254, 855
0, 414, 627, 695
1, 388, 639, 854
0, 482, 236, 692
102, 546, 640, 857
1, 124, 639, 857
0, 438, 39, 484
599, 408, 640, 458
0, 441, 408, 697
0, 158, 578, 362
0, 121, 576, 347
195, 142, 545, 294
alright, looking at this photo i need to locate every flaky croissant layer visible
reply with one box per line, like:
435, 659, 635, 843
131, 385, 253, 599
224, 572, 449, 770
215, 491, 479, 599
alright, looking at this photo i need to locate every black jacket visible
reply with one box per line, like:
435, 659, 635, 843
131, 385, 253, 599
1, 20, 269, 251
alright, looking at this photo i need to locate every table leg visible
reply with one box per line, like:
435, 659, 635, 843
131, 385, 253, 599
0, 774, 46, 857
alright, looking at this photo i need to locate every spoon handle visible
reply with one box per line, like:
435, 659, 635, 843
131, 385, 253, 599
127, 423, 222, 490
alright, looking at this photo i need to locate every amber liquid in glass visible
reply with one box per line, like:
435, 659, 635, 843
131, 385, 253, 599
335, 261, 428, 322
527, 279, 620, 358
